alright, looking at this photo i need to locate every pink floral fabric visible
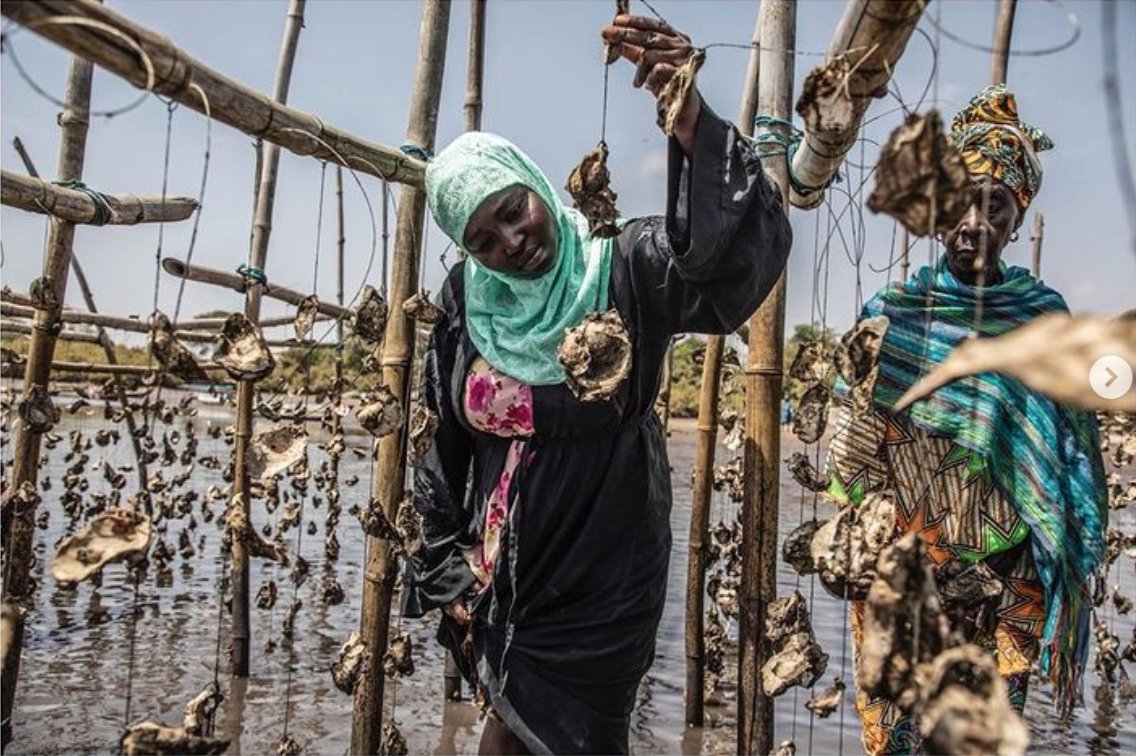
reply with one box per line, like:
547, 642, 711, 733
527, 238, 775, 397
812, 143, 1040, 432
462, 358, 534, 590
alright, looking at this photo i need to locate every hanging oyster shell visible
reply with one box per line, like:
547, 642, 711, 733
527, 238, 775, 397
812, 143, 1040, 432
18, 385, 61, 433
383, 630, 415, 678
793, 383, 830, 444
867, 111, 975, 237
52, 509, 152, 584
395, 496, 423, 557
357, 497, 400, 543
762, 630, 829, 698
787, 451, 828, 492
321, 575, 345, 606
225, 497, 289, 565
915, 644, 1029, 756
213, 313, 275, 382
895, 313, 1136, 414
837, 316, 889, 387
248, 425, 309, 481
120, 722, 229, 756
782, 519, 822, 576
183, 682, 222, 736
860, 534, 953, 710
150, 312, 209, 383
657, 48, 705, 136
256, 580, 278, 610
276, 735, 302, 756
407, 403, 439, 465
355, 386, 403, 438
351, 285, 388, 344
789, 341, 829, 383
805, 678, 846, 719
331, 631, 369, 694
773, 742, 797, 756
762, 591, 829, 697
293, 295, 320, 341
795, 55, 854, 135
558, 309, 632, 402
566, 141, 620, 238
934, 559, 1004, 614
282, 598, 302, 639
401, 291, 445, 325
380, 721, 408, 756
810, 494, 897, 600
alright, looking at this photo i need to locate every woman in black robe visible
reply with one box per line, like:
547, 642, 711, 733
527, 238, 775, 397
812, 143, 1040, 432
402, 14, 792, 754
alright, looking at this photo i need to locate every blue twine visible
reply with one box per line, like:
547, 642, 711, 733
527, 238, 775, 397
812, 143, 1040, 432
237, 264, 267, 287
751, 114, 839, 200
399, 143, 432, 162
54, 179, 113, 225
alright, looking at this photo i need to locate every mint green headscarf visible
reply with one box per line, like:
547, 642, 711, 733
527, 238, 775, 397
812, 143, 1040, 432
425, 132, 613, 385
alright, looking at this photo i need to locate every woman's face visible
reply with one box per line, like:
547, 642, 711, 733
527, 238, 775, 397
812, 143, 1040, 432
942, 176, 1021, 285
462, 186, 558, 278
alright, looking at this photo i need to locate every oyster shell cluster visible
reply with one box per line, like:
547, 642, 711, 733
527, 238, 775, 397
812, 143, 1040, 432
52, 509, 152, 584
351, 285, 388, 344
557, 309, 632, 402
566, 142, 620, 238
809, 493, 898, 600
401, 290, 445, 325
213, 313, 275, 382
761, 590, 829, 697
355, 385, 403, 438
331, 631, 369, 694
867, 111, 975, 237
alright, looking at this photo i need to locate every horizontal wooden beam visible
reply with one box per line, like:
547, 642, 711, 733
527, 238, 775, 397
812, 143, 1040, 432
1, 0, 425, 186
1, 169, 197, 225
162, 258, 350, 320
48, 359, 225, 375
0, 320, 101, 344
1, 302, 331, 337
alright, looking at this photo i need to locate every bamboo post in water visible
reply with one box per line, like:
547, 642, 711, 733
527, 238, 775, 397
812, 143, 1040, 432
684, 1, 764, 728
8, 136, 151, 493
0, 44, 95, 749
1, 0, 423, 187
230, 0, 306, 678
739, 2, 795, 753
351, 1, 450, 751
1030, 212, 1044, 278
990, 0, 1018, 85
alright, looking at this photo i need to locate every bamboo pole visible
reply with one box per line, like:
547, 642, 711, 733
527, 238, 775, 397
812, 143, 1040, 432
1, 169, 197, 225
0, 321, 100, 343
685, 1, 764, 728
1, 302, 328, 338
1, 44, 95, 748
46, 359, 223, 375
464, 0, 487, 133
1, 0, 424, 187
1030, 212, 1044, 278
351, 2, 450, 751
990, 0, 1018, 85
788, 0, 927, 208
230, 0, 306, 678
739, 2, 795, 753
161, 258, 349, 320
0, 288, 35, 308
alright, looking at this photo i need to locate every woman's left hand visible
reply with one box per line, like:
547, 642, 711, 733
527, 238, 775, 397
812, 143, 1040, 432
601, 14, 703, 154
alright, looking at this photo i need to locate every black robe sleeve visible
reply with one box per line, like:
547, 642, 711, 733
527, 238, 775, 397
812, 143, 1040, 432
401, 276, 478, 618
620, 101, 792, 335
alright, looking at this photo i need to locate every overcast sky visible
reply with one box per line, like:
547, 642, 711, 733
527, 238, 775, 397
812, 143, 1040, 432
2, 0, 1133, 343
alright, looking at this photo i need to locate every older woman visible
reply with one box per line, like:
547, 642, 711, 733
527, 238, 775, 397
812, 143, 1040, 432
401, 13, 791, 755
827, 85, 1108, 755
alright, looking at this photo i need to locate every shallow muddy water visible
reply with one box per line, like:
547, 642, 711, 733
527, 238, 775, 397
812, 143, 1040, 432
3, 398, 1134, 754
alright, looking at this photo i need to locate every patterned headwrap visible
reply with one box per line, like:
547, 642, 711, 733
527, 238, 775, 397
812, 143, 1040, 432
950, 84, 1053, 213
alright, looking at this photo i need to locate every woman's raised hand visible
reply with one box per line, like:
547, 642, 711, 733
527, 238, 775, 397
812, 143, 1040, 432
601, 14, 703, 153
